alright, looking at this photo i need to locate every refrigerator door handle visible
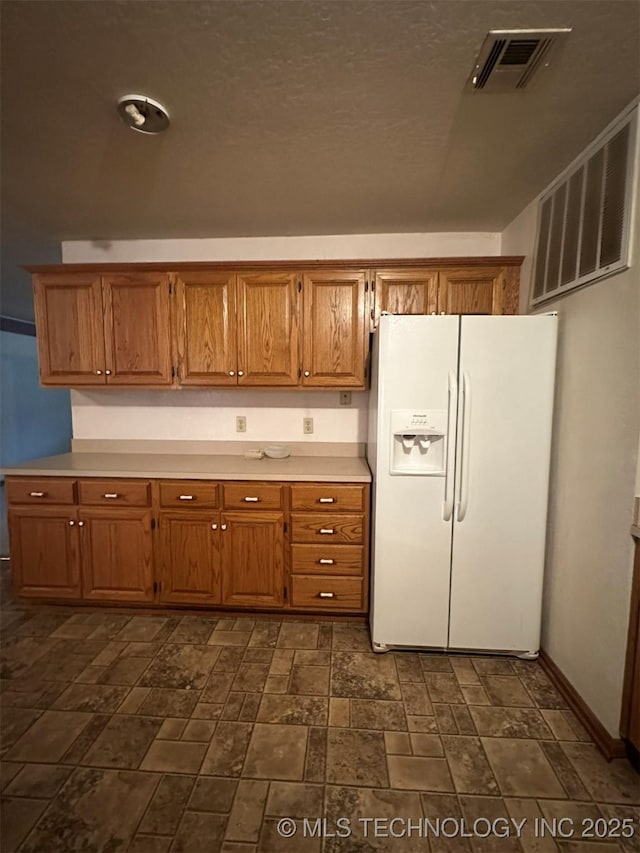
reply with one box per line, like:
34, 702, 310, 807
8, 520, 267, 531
457, 371, 472, 521
443, 370, 457, 520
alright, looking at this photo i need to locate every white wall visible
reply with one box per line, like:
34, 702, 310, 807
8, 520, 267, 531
502, 191, 640, 737
64, 231, 499, 446
62, 232, 500, 264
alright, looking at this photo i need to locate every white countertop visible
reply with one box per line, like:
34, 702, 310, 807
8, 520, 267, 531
3, 452, 371, 483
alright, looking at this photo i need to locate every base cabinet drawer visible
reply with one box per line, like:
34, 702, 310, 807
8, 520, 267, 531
6, 477, 76, 505
223, 483, 283, 510
291, 575, 363, 611
291, 513, 363, 544
159, 480, 219, 509
290, 484, 365, 512
291, 544, 364, 576
78, 479, 151, 507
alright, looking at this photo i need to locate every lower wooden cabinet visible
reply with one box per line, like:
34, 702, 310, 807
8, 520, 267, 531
7, 475, 369, 615
79, 508, 154, 603
220, 512, 285, 608
8, 506, 81, 599
158, 511, 221, 605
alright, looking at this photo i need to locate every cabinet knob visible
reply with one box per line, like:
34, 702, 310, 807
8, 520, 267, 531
105, 369, 112, 375
238, 370, 244, 376
96, 370, 102, 375
221, 523, 228, 531
304, 370, 310, 377
78, 521, 85, 527
68, 520, 75, 526
440, 312, 446, 315
229, 371, 235, 376
211, 523, 218, 530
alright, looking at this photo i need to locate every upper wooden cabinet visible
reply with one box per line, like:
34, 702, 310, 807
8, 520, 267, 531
371, 264, 520, 323
437, 266, 505, 315
302, 270, 367, 387
34, 271, 173, 387
33, 274, 106, 385
29, 258, 521, 389
373, 269, 438, 326
175, 272, 237, 386
237, 273, 300, 386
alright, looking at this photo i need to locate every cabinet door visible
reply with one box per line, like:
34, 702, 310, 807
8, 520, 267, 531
102, 273, 173, 385
9, 507, 81, 599
175, 272, 237, 385
33, 274, 106, 385
302, 271, 366, 387
158, 512, 221, 604
79, 508, 154, 602
237, 273, 300, 386
438, 267, 505, 315
221, 512, 284, 608
373, 269, 438, 325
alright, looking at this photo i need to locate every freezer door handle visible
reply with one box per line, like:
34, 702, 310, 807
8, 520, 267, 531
457, 371, 472, 522
443, 370, 457, 520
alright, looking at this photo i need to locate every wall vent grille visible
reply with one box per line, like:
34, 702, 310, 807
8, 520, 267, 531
531, 106, 638, 306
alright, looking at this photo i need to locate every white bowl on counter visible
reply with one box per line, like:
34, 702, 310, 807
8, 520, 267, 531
264, 444, 290, 459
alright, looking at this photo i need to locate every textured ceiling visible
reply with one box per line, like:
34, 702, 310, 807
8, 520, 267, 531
1, 0, 639, 241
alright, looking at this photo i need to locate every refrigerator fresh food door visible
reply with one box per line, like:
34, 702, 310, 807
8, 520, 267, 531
448, 315, 558, 654
369, 315, 460, 650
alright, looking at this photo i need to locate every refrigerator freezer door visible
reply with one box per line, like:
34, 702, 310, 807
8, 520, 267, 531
369, 315, 460, 649
448, 315, 558, 654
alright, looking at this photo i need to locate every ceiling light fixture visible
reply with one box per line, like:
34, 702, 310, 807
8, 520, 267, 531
116, 94, 170, 134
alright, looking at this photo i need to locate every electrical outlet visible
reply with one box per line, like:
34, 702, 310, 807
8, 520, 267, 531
303, 417, 314, 435
340, 391, 351, 406
236, 416, 246, 433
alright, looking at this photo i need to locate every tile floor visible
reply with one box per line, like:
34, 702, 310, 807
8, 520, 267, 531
1, 579, 638, 852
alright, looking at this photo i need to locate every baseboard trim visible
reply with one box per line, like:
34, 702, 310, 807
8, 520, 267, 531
539, 649, 626, 761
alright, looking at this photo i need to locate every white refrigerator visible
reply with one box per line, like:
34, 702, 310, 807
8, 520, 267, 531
367, 314, 557, 658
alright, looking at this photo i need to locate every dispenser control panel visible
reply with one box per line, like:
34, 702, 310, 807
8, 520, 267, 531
389, 409, 447, 476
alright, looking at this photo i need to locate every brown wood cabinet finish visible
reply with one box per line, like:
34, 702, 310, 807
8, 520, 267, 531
237, 273, 300, 386
438, 267, 505, 315
5, 477, 76, 505
33, 274, 106, 385
9, 507, 81, 599
78, 479, 151, 507
373, 269, 439, 325
175, 272, 237, 385
102, 273, 174, 385
158, 511, 221, 605
79, 508, 154, 602
220, 511, 285, 608
291, 575, 363, 610
302, 271, 366, 387
7, 475, 370, 615
159, 480, 219, 509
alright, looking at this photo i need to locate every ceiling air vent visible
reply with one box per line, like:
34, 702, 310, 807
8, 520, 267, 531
468, 29, 571, 92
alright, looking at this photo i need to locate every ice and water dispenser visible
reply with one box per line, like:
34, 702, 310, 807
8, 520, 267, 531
390, 410, 447, 476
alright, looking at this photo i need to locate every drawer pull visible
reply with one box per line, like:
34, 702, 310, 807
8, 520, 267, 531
319, 558, 335, 565
319, 528, 335, 535
318, 497, 335, 503
318, 591, 336, 599
243, 497, 260, 502
29, 491, 46, 497
103, 493, 120, 499
178, 495, 194, 500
